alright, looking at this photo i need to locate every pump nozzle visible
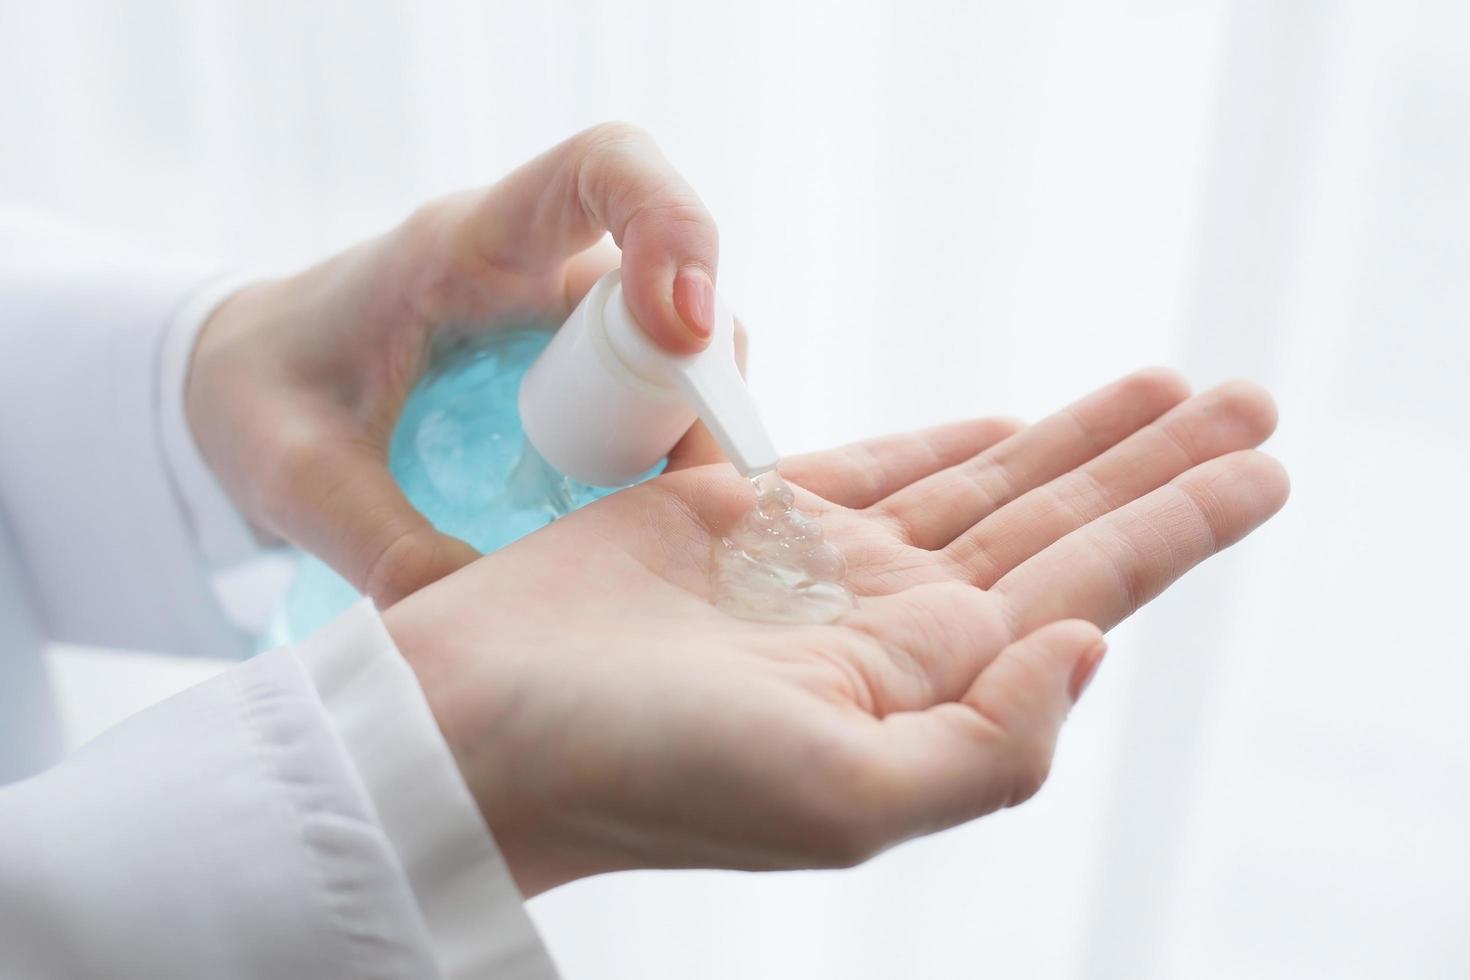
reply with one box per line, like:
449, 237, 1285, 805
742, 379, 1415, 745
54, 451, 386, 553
673, 331, 778, 477
519, 269, 779, 487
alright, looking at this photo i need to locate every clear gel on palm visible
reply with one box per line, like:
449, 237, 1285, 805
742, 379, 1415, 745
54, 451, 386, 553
712, 471, 854, 624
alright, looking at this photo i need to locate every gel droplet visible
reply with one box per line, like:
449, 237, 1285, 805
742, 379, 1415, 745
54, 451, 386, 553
712, 471, 854, 624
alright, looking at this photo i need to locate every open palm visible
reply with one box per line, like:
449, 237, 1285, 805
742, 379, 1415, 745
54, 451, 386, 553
385, 368, 1287, 896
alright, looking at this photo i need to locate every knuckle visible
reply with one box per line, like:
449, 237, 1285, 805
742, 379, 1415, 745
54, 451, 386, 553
395, 195, 479, 315
579, 120, 654, 155
572, 124, 719, 252
574, 125, 693, 218
1125, 366, 1191, 405
631, 199, 718, 240
399, 197, 449, 248
988, 416, 1028, 441
398, 194, 476, 270
362, 524, 443, 605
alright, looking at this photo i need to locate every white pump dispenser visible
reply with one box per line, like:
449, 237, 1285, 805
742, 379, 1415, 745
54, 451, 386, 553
518, 268, 778, 487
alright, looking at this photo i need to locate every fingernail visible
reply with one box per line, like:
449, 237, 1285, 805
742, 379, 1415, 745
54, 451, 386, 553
673, 265, 716, 341
1069, 640, 1108, 702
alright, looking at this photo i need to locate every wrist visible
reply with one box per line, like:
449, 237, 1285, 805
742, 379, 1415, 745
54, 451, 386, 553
157, 272, 290, 565
183, 276, 292, 528
381, 582, 623, 897
298, 600, 558, 972
380, 594, 545, 894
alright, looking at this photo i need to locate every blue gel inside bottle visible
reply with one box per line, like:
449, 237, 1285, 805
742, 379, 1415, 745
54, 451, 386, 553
262, 328, 662, 647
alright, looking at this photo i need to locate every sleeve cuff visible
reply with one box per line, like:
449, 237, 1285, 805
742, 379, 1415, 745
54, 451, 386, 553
158, 272, 275, 568
296, 600, 560, 980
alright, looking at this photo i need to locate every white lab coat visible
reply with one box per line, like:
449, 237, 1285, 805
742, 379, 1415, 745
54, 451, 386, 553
0, 207, 558, 979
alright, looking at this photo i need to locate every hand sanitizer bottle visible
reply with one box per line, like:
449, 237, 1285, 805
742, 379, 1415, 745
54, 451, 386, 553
263, 268, 775, 646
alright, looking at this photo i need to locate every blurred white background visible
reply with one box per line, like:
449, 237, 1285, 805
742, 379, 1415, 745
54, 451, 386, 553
5, 1, 1469, 977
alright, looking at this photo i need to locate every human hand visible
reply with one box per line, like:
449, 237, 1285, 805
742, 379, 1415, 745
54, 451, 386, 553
185, 123, 729, 606
382, 369, 1288, 896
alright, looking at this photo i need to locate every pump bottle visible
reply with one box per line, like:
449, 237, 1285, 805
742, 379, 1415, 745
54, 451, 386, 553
265, 267, 773, 646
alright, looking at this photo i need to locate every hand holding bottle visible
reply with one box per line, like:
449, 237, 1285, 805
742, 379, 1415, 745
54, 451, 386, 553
186, 123, 729, 606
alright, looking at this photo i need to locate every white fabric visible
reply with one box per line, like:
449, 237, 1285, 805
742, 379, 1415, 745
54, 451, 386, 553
0, 639, 440, 979
0, 511, 60, 786
0, 206, 245, 659
303, 600, 558, 980
0, 210, 557, 977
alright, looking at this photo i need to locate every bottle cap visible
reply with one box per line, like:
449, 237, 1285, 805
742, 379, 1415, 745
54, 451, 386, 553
519, 269, 778, 486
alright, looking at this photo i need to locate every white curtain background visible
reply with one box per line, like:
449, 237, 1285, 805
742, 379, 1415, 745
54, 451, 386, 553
5, 1, 1468, 977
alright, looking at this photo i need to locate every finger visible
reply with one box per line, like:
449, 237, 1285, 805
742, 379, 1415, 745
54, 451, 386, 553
665, 420, 726, 471
947, 380, 1278, 586
877, 368, 1191, 550
865, 619, 1104, 831
263, 437, 480, 608
560, 239, 623, 313
993, 450, 1290, 635
472, 122, 718, 353
778, 417, 1025, 509
964, 619, 1106, 749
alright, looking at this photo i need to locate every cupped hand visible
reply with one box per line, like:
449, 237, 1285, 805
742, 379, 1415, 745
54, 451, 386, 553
186, 123, 727, 606
383, 369, 1289, 896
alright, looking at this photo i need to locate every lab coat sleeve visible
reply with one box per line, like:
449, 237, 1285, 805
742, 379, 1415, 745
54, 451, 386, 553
0, 599, 559, 980
0, 205, 255, 658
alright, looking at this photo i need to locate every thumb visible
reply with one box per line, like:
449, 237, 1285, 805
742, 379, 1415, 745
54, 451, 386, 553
962, 619, 1107, 808
266, 440, 480, 608
872, 618, 1106, 834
